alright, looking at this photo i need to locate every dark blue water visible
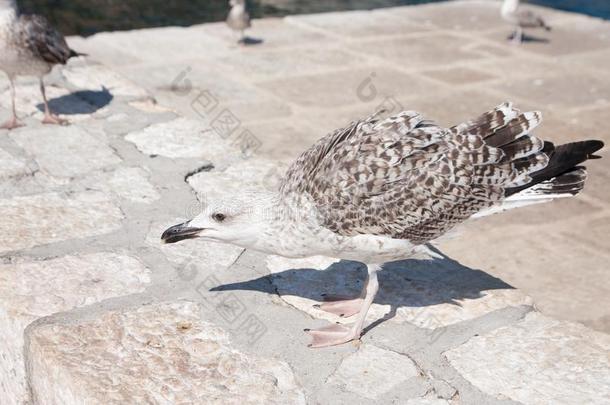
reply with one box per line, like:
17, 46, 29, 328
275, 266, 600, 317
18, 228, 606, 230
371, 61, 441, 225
21, 0, 610, 36
530, 0, 610, 21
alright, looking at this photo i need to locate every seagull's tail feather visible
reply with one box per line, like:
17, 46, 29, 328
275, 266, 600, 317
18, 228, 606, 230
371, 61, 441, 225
473, 140, 604, 218
505, 139, 604, 196
450, 101, 520, 137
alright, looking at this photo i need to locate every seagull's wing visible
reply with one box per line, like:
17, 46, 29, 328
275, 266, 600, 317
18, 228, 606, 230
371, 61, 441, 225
517, 9, 550, 29
281, 103, 601, 244
17, 15, 76, 65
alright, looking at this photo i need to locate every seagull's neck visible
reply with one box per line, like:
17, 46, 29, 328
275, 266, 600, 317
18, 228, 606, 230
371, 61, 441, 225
231, 4, 246, 14
502, 0, 519, 14
0, 0, 17, 25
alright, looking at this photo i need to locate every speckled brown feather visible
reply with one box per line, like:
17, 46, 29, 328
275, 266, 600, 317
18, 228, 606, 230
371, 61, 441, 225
280, 103, 596, 244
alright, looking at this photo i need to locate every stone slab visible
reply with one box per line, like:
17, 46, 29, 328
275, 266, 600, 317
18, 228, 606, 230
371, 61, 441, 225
10, 125, 121, 179
328, 344, 419, 400
245, 119, 320, 162
214, 45, 371, 81
187, 157, 282, 200
257, 67, 446, 109
125, 117, 238, 160
89, 26, 231, 63
266, 255, 533, 329
421, 66, 497, 86
0, 192, 123, 253
62, 63, 149, 99
0, 147, 31, 181
148, 89, 294, 125
444, 312, 610, 405
349, 33, 488, 68
105, 166, 160, 204
27, 301, 305, 405
439, 220, 610, 333
286, 9, 432, 38
195, 18, 330, 49
117, 62, 272, 104
0, 253, 150, 405
491, 71, 610, 111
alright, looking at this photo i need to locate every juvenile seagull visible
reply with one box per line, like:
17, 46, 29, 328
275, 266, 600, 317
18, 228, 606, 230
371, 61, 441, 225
0, 0, 81, 129
226, 0, 251, 44
501, 0, 551, 44
162, 103, 603, 348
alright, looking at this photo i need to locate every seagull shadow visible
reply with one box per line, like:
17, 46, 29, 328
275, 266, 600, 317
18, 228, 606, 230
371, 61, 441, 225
239, 36, 264, 46
507, 32, 550, 43
211, 247, 515, 331
36, 87, 113, 115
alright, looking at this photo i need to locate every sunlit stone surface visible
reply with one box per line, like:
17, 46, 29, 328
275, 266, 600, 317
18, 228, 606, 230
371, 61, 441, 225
27, 301, 305, 405
0, 192, 123, 253
0, 253, 150, 405
328, 344, 419, 399
445, 312, 610, 405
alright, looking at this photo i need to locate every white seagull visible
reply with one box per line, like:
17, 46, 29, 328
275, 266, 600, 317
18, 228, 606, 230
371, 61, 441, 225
0, 0, 81, 129
501, 0, 551, 44
226, 0, 251, 44
162, 103, 603, 348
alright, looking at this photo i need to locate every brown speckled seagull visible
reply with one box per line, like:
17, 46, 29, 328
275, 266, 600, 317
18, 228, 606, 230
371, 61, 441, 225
0, 0, 81, 129
162, 102, 603, 348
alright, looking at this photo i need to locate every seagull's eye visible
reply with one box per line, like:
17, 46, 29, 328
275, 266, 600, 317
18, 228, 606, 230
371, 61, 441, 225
212, 213, 226, 222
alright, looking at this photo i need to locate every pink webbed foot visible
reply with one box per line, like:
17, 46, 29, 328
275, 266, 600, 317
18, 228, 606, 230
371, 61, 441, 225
314, 295, 363, 318
1, 118, 24, 130
305, 323, 360, 348
42, 114, 69, 126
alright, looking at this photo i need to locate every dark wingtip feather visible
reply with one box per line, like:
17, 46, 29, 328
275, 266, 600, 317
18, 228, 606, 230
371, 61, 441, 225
505, 139, 603, 196
583, 139, 604, 158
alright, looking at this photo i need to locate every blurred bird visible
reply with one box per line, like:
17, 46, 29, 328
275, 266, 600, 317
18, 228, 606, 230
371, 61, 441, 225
501, 0, 551, 44
0, 0, 82, 129
226, 0, 251, 44
162, 102, 603, 348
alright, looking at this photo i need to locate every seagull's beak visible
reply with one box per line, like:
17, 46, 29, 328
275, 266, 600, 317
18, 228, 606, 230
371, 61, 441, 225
161, 222, 204, 244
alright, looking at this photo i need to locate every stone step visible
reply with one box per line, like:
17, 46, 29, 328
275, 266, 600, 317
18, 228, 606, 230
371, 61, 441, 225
25, 301, 305, 405
0, 253, 150, 405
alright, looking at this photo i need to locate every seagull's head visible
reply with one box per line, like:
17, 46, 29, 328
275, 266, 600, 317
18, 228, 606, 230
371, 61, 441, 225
161, 189, 278, 248
229, 0, 245, 7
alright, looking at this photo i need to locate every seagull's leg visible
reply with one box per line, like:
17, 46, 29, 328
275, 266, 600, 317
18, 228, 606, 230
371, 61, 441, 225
39, 77, 68, 126
1, 77, 24, 130
307, 264, 380, 348
512, 26, 523, 45
314, 275, 370, 317
314, 294, 363, 318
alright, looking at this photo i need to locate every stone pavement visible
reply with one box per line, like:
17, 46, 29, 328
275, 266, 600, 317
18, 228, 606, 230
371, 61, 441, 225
0, 0, 609, 404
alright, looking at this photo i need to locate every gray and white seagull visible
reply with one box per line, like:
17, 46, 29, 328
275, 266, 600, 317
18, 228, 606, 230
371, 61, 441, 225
0, 0, 81, 129
163, 103, 603, 348
226, 0, 251, 44
501, 0, 551, 44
